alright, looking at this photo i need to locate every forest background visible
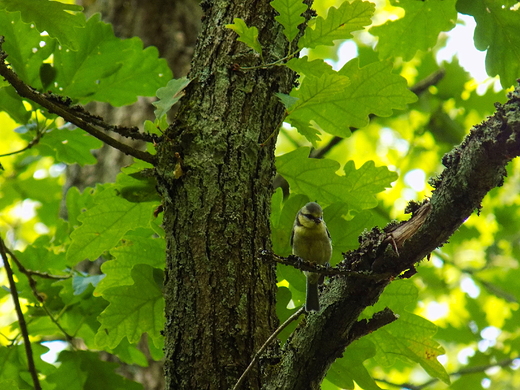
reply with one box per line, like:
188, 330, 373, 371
1, 0, 520, 389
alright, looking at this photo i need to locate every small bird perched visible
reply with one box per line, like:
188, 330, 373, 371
291, 202, 332, 312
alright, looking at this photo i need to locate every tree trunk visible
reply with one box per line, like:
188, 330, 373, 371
156, 1, 299, 388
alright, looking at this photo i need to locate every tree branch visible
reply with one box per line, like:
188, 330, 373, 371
0, 236, 42, 390
0, 36, 157, 165
266, 85, 520, 388
260, 250, 393, 280
4, 244, 75, 342
348, 307, 399, 342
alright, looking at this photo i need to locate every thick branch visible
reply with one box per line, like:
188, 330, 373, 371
0, 37, 157, 165
267, 85, 520, 389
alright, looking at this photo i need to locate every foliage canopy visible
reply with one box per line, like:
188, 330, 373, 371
1, 0, 520, 389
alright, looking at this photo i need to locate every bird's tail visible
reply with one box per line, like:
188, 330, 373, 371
305, 278, 320, 312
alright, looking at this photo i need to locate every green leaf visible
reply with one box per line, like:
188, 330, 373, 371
457, 0, 520, 87
0, 86, 31, 123
225, 18, 263, 54
152, 77, 191, 120
47, 350, 142, 390
116, 162, 160, 203
73, 274, 105, 295
270, 0, 307, 42
276, 147, 397, 212
95, 233, 165, 295
14, 237, 68, 276
298, 0, 375, 49
37, 126, 104, 165
337, 59, 418, 127
285, 72, 351, 144
370, 0, 457, 61
275, 92, 299, 110
53, 14, 171, 106
66, 185, 104, 229
0, 0, 85, 50
286, 56, 334, 78
343, 160, 398, 211
95, 264, 165, 349
324, 205, 376, 265
271, 192, 309, 256
283, 58, 417, 144
370, 313, 449, 384
328, 339, 382, 390
365, 280, 450, 384
0, 10, 56, 87
0, 344, 55, 388
66, 188, 157, 265
110, 339, 149, 367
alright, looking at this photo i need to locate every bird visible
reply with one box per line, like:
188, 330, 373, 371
291, 202, 332, 312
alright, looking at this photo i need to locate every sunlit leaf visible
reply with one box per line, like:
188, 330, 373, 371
370, 0, 457, 61
53, 14, 171, 106
299, 0, 375, 49
95, 233, 165, 295
276, 147, 397, 211
457, 0, 520, 87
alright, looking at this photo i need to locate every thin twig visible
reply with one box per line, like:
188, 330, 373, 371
0, 236, 42, 390
260, 250, 393, 280
0, 36, 157, 165
5, 246, 75, 341
410, 68, 446, 96
239, 49, 300, 70
0, 136, 41, 157
375, 356, 520, 390
260, 115, 286, 146
0, 110, 48, 157
232, 307, 305, 390
310, 136, 343, 159
6, 246, 71, 281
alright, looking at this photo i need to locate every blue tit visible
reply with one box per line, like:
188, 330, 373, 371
291, 202, 332, 312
